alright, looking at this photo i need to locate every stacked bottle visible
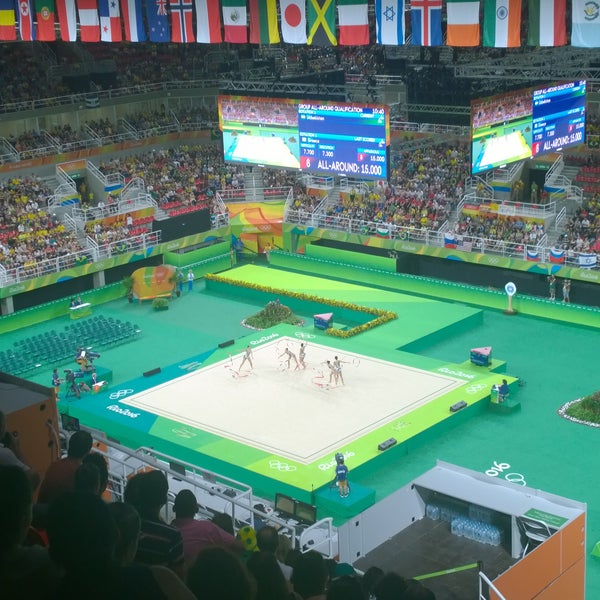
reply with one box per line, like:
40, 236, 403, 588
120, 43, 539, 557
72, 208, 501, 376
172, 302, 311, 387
450, 516, 502, 546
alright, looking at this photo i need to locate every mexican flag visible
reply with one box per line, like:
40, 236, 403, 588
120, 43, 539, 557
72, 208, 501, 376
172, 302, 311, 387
222, 0, 247, 43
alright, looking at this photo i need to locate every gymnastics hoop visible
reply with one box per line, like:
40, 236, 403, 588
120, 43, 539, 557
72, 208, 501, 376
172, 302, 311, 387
352, 358, 361, 368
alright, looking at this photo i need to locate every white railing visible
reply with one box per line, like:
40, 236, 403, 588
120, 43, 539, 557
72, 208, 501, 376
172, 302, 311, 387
478, 571, 507, 600
554, 206, 567, 230
496, 200, 556, 219
545, 154, 564, 184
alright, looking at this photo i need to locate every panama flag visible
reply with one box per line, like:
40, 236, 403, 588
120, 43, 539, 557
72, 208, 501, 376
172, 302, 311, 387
56, 0, 77, 40
571, 0, 600, 47
280, 0, 306, 43
410, 0, 442, 46
36, 0, 56, 40
446, 0, 480, 46
99, 0, 121, 41
337, 0, 369, 45
222, 0, 247, 43
483, 0, 521, 47
77, 0, 100, 41
170, 0, 194, 42
527, 0, 566, 46
120, 0, 145, 40
375, 0, 404, 45
195, 0, 221, 42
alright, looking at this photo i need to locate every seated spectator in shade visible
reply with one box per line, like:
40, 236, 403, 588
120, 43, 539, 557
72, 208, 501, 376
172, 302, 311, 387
361, 566, 384, 599
124, 469, 185, 578
0, 410, 40, 490
108, 501, 195, 600
82, 451, 109, 497
0, 466, 60, 599
247, 550, 294, 600
46, 491, 192, 600
170, 489, 241, 569
212, 511, 235, 535
372, 572, 408, 600
74, 461, 102, 495
291, 550, 329, 600
237, 524, 259, 561
38, 430, 93, 504
327, 574, 367, 600
257, 524, 293, 581
403, 579, 436, 600
187, 546, 255, 600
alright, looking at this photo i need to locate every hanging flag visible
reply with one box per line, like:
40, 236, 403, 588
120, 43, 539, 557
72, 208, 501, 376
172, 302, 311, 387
527, 0, 565, 46
17, 0, 36, 40
410, 0, 442, 46
444, 233, 457, 248
446, 0, 480, 46
35, 0, 56, 40
120, 0, 145, 41
571, 0, 600, 47
483, 0, 521, 47
578, 252, 597, 268
146, 0, 170, 41
77, 0, 100, 41
375, 0, 404, 45
376, 226, 390, 239
307, 0, 336, 45
549, 247, 565, 264
526, 248, 540, 262
222, 0, 247, 43
99, 0, 122, 41
0, 0, 16, 40
337, 0, 369, 45
280, 0, 306, 43
195, 0, 222, 42
249, 0, 280, 43
170, 0, 194, 42
459, 239, 473, 252
56, 0, 77, 40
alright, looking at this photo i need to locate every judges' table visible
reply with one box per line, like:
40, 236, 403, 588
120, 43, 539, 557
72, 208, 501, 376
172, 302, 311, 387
69, 302, 92, 320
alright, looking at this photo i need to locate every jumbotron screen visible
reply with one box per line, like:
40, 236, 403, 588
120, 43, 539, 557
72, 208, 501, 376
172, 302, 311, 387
218, 95, 390, 180
470, 81, 586, 175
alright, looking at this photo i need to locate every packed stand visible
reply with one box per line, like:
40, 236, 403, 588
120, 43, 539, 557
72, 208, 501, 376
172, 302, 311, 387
0, 423, 438, 599
554, 197, 600, 256
0, 177, 85, 275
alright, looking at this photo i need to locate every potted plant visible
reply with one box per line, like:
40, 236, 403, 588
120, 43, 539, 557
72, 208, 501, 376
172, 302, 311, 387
152, 297, 169, 311
122, 275, 134, 303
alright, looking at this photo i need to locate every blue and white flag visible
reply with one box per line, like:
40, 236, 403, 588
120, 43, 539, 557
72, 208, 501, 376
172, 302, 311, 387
146, 0, 170, 41
578, 252, 597, 268
375, 0, 404, 44
571, 0, 600, 48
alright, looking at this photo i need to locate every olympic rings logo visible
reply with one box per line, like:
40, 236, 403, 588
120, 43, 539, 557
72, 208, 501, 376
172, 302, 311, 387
269, 460, 297, 472
109, 389, 134, 400
465, 383, 488, 394
504, 472, 527, 486
294, 332, 316, 340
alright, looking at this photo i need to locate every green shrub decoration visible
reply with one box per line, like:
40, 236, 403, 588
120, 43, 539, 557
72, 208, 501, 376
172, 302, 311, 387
244, 301, 304, 329
565, 390, 600, 425
206, 274, 396, 337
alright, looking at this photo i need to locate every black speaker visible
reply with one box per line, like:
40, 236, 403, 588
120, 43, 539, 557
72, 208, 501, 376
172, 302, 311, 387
143, 367, 162, 377
218, 340, 235, 348
378, 437, 397, 451
450, 400, 468, 412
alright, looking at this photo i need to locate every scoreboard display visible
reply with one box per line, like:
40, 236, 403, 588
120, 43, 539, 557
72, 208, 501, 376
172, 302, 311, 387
219, 95, 390, 181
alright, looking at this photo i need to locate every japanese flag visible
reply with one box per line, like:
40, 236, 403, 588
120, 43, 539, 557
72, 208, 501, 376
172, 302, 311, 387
279, 0, 307, 43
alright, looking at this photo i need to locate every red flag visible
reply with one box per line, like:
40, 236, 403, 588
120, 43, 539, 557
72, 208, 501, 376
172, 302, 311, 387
0, 0, 17, 40
36, 0, 56, 40
17, 0, 36, 40
56, 0, 77, 40
77, 0, 100, 41
170, 0, 194, 42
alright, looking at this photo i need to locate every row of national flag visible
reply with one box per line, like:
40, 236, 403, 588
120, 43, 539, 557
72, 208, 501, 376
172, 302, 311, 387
0, 0, 599, 47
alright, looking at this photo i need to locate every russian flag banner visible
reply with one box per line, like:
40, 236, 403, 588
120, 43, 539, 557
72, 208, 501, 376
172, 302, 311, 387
526, 249, 540, 262
549, 247, 565, 264
444, 233, 457, 248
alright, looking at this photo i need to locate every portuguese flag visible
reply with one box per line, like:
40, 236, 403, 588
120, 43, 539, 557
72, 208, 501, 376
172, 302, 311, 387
36, 0, 56, 40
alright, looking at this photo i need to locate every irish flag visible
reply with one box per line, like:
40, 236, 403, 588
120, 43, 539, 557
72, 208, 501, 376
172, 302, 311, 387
446, 0, 480, 46
222, 0, 247, 43
483, 0, 521, 47
337, 0, 369, 45
527, 0, 566, 46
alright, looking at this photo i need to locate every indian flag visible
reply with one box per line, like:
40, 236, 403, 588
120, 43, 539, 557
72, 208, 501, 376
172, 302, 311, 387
446, 0, 480, 47
483, 0, 521, 47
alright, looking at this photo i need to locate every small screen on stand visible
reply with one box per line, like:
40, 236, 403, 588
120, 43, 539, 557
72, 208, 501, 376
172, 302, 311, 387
295, 501, 317, 525
275, 493, 296, 518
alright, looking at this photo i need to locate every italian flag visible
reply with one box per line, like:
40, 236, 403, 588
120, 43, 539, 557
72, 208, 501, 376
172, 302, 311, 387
446, 0, 480, 47
483, 0, 521, 47
337, 0, 369, 45
222, 0, 248, 43
249, 0, 280, 44
526, 0, 566, 46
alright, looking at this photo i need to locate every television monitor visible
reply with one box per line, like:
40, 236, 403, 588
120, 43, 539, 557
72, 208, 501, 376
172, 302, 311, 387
60, 413, 80, 431
531, 80, 586, 157
169, 461, 186, 478
218, 95, 301, 169
470, 87, 533, 175
294, 500, 317, 525
275, 493, 296, 518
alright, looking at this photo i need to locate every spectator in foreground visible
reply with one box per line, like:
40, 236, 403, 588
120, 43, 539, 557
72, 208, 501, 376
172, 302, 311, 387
124, 469, 185, 578
0, 410, 40, 490
291, 550, 329, 600
38, 430, 93, 504
256, 524, 293, 581
247, 550, 294, 600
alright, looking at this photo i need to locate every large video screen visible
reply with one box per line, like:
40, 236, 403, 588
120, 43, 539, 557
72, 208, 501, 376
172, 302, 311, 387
218, 95, 390, 181
470, 81, 586, 175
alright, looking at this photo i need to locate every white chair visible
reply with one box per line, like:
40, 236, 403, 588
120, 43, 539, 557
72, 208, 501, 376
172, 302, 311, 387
516, 515, 553, 557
